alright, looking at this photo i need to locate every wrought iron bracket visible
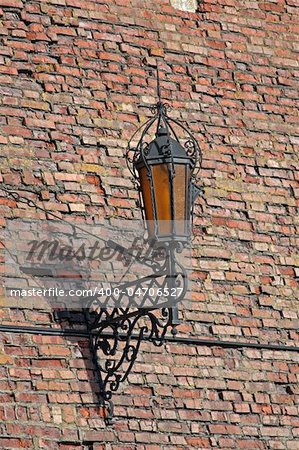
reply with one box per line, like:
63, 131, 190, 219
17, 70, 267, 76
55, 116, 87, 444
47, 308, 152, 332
84, 239, 188, 424
86, 306, 179, 424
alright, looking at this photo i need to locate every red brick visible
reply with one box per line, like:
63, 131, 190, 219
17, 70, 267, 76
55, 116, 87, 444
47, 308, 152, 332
0, 438, 32, 448
83, 431, 116, 442
0, 0, 23, 7
24, 118, 56, 129
0, 1, 298, 449
2, 125, 32, 137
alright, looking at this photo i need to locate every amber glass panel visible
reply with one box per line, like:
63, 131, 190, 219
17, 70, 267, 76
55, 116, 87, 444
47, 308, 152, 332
152, 164, 172, 236
139, 166, 155, 238
173, 164, 187, 235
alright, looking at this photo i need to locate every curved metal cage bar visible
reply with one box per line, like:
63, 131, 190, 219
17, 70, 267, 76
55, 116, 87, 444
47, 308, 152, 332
125, 100, 202, 189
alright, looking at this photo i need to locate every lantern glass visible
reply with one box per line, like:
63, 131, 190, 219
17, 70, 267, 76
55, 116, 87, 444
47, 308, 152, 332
139, 162, 191, 240
139, 166, 155, 238
173, 164, 188, 236
136, 127, 195, 242
152, 164, 172, 236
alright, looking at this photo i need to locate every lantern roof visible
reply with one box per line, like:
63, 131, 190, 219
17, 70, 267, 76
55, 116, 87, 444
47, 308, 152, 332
135, 126, 191, 167
126, 68, 202, 183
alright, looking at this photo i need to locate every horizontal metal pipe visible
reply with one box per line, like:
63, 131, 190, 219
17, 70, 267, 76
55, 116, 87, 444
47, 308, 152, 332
0, 324, 298, 352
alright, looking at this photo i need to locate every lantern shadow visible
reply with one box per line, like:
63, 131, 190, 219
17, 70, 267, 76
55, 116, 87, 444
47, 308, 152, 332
53, 308, 111, 423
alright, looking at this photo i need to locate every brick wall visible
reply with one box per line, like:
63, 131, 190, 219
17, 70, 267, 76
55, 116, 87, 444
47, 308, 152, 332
0, 0, 299, 449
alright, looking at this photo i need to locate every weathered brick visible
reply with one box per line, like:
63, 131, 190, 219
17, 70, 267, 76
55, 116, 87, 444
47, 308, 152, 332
0, 1, 298, 449
24, 118, 56, 129
0, 0, 23, 7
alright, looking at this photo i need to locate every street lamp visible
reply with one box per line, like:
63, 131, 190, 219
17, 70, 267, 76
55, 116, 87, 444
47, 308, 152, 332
88, 68, 202, 423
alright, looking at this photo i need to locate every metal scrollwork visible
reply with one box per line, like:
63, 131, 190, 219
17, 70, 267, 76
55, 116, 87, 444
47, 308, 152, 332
86, 239, 188, 423
150, 101, 170, 116
86, 308, 176, 422
88, 306, 177, 423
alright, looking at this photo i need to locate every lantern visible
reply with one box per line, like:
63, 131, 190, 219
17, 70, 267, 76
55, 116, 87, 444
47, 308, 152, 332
126, 74, 202, 242
136, 126, 194, 241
